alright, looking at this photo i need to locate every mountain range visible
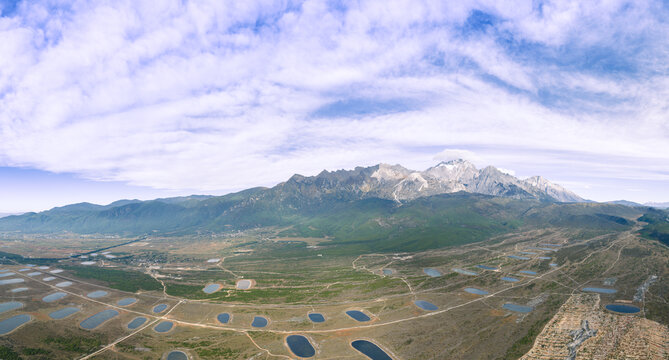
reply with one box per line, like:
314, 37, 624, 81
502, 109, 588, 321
0, 159, 659, 252
277, 159, 584, 203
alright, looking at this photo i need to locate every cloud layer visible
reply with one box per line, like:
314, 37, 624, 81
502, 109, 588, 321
0, 0, 668, 203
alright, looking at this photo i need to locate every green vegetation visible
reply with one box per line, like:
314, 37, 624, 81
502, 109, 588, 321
21, 348, 51, 356
638, 209, 669, 246
167, 340, 240, 358
44, 336, 103, 353
0, 346, 22, 360
499, 316, 552, 359
60, 266, 162, 292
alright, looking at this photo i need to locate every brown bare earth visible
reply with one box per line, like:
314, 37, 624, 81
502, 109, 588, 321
522, 293, 669, 360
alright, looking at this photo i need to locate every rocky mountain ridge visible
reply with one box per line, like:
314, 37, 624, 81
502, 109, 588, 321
275, 159, 584, 203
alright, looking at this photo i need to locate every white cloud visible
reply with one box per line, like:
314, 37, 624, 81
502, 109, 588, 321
0, 0, 667, 204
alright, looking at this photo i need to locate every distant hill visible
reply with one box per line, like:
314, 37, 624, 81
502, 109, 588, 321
607, 200, 645, 207
645, 202, 669, 209
0, 212, 23, 219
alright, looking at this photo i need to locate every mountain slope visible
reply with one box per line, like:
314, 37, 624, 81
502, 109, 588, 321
0, 160, 595, 241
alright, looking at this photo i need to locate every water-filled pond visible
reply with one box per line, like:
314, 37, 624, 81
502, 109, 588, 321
0, 301, 23, 314
0, 314, 31, 335
582, 287, 617, 294
351, 340, 392, 360
49, 307, 79, 319
117, 298, 137, 306
452, 268, 478, 276
0, 278, 24, 285
286, 335, 316, 358
502, 303, 533, 313
414, 300, 438, 311
382, 269, 393, 275
55, 281, 72, 288
251, 316, 268, 327
127, 317, 147, 329
605, 304, 640, 314
507, 255, 530, 260
531, 247, 556, 251
501, 276, 519, 282
9, 287, 28, 293
42, 292, 68, 303
153, 304, 168, 313
203, 284, 221, 294
154, 321, 174, 333
166, 350, 189, 360
217, 313, 231, 324
464, 287, 489, 295
345, 310, 371, 322
423, 268, 441, 277
308, 313, 325, 323
519, 270, 537, 275
80, 309, 119, 329
87, 290, 108, 298
476, 265, 498, 270
236, 280, 252, 289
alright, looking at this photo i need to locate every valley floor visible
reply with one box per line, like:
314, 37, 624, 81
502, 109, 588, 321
0, 226, 666, 359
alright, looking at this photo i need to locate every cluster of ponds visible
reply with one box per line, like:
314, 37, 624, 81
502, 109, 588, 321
0, 242, 631, 360
282, 336, 393, 359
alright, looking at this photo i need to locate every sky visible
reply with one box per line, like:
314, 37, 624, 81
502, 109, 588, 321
0, 0, 668, 213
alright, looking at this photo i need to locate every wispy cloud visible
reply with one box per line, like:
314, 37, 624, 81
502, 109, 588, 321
0, 0, 667, 203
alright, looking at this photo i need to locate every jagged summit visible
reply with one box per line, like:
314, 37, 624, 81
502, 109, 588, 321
276, 159, 585, 203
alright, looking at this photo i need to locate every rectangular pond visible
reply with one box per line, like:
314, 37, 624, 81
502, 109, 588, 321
49, 307, 80, 320
80, 309, 119, 329
582, 287, 617, 294
423, 268, 442, 277
452, 268, 478, 276
502, 303, 533, 313
0, 279, 24, 285
0, 314, 31, 335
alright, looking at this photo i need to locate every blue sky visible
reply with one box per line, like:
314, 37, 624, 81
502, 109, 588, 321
0, 0, 668, 212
